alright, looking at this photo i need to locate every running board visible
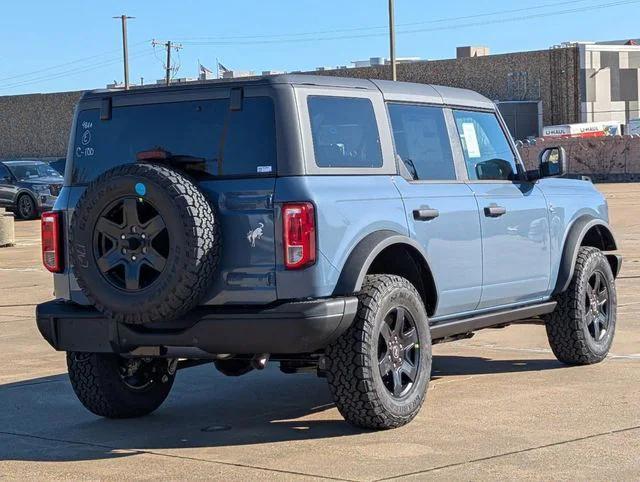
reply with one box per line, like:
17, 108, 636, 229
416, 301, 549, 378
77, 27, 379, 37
430, 301, 557, 341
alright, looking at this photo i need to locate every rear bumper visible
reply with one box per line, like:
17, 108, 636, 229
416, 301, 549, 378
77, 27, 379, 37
36, 297, 358, 356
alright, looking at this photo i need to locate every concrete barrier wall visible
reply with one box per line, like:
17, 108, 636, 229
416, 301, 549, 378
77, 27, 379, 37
518, 136, 640, 182
0, 208, 15, 247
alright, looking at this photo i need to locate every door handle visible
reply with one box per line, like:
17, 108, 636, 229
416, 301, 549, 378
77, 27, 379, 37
484, 205, 507, 217
413, 208, 440, 221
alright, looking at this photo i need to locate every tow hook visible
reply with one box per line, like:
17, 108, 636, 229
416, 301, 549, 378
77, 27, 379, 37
251, 353, 270, 370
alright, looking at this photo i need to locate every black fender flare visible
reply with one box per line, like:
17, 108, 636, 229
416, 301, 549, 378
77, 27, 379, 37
332, 230, 438, 310
552, 215, 619, 295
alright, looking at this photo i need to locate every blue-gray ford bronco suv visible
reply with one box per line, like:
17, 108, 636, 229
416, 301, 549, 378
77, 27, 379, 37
36, 75, 621, 429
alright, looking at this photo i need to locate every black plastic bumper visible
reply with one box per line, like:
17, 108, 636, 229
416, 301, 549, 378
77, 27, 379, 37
36, 297, 359, 356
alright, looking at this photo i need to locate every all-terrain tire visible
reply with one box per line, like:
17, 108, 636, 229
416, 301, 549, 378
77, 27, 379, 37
69, 163, 219, 324
545, 246, 617, 365
325, 275, 432, 430
67, 352, 176, 418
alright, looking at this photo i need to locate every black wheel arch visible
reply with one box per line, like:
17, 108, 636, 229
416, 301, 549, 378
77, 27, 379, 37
333, 230, 439, 316
553, 215, 620, 296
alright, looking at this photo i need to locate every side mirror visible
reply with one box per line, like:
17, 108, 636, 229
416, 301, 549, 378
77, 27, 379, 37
538, 146, 567, 178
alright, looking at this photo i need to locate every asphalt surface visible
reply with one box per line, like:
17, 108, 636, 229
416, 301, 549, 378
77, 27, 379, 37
0, 183, 638, 481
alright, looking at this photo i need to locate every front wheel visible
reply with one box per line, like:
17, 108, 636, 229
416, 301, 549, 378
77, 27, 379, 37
325, 275, 432, 429
545, 246, 617, 365
16, 194, 36, 220
67, 352, 177, 418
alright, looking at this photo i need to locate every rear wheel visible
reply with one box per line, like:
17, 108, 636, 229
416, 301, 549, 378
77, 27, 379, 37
545, 247, 617, 365
326, 275, 432, 429
16, 194, 36, 220
67, 352, 177, 418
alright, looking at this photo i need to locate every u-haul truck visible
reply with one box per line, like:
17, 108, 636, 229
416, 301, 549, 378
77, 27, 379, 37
543, 121, 622, 138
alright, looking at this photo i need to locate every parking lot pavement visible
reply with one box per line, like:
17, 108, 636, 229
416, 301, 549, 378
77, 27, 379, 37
0, 184, 638, 481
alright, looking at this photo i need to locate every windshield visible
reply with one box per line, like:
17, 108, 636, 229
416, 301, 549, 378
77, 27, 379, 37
6, 162, 63, 181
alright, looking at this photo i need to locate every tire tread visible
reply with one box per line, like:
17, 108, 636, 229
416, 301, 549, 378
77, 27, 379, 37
326, 274, 431, 430
546, 246, 615, 365
69, 163, 220, 324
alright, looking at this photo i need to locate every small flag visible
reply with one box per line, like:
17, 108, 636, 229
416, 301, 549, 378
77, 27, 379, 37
218, 62, 230, 73
199, 63, 213, 75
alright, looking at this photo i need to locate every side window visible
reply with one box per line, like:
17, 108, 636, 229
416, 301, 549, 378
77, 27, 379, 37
388, 103, 456, 181
308, 96, 383, 168
453, 110, 518, 181
0, 164, 10, 181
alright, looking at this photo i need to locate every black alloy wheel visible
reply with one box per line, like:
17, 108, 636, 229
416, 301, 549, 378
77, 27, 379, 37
326, 274, 432, 429
93, 197, 169, 292
377, 306, 420, 398
584, 270, 611, 343
17, 194, 36, 219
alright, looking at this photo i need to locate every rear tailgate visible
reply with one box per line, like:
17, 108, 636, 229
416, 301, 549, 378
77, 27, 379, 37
199, 178, 277, 304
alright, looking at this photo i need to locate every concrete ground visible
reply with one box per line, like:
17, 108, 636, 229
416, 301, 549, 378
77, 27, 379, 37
0, 184, 638, 481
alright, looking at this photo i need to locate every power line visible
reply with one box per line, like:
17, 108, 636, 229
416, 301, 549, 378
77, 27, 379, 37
174, 0, 597, 42
0, 50, 154, 92
0, 40, 150, 84
177, 0, 640, 46
1, 50, 152, 90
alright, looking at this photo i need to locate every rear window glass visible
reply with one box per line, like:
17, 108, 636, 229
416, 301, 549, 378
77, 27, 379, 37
72, 96, 276, 183
308, 96, 383, 168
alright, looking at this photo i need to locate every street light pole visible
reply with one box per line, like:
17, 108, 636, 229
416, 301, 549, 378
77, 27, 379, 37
114, 15, 135, 90
388, 0, 397, 81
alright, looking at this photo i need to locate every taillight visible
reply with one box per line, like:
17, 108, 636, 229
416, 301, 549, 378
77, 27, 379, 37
282, 202, 316, 270
41, 211, 63, 273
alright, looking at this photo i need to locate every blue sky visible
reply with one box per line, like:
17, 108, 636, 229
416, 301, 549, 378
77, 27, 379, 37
1, 0, 639, 95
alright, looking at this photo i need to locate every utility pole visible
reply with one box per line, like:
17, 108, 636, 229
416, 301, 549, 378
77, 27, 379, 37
152, 40, 183, 86
113, 15, 134, 89
388, 0, 397, 81
165, 40, 172, 86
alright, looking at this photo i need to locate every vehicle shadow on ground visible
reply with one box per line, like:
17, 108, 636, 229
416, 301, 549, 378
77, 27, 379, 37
0, 354, 564, 463
431, 355, 563, 379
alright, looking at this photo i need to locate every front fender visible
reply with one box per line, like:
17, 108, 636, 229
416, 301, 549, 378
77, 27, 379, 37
553, 215, 618, 295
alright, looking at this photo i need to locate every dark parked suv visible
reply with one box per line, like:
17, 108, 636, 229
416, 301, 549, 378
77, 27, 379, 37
0, 160, 63, 219
36, 75, 620, 429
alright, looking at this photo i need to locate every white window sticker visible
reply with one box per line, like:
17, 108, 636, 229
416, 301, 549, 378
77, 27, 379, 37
257, 165, 272, 173
461, 122, 481, 159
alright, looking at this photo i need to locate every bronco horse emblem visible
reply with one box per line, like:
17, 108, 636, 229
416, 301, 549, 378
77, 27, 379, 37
247, 222, 264, 247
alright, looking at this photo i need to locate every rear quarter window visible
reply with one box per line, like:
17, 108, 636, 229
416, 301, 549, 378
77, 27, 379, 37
307, 96, 383, 168
71, 96, 276, 183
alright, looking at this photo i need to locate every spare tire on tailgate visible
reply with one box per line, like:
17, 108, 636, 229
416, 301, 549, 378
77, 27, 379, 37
69, 163, 219, 324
